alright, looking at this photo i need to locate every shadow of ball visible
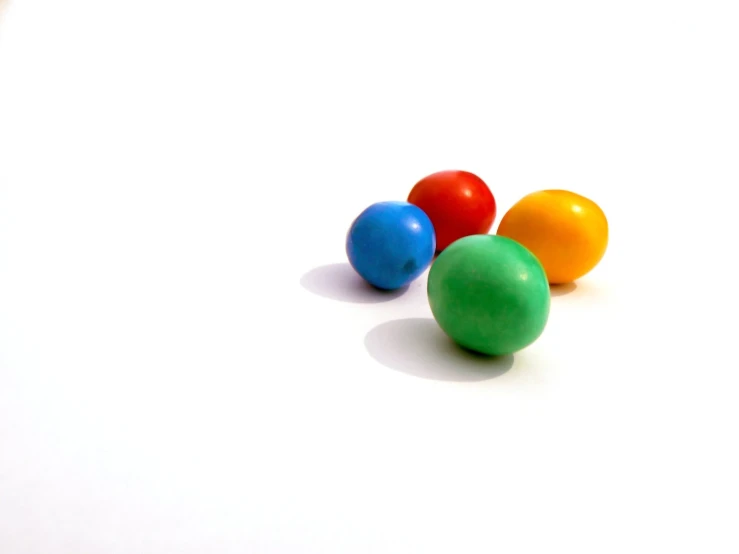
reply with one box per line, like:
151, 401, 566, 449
300, 263, 409, 304
364, 318, 514, 382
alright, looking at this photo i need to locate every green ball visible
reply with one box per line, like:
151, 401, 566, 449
427, 234, 550, 356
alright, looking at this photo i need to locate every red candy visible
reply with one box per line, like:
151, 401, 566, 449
407, 170, 496, 252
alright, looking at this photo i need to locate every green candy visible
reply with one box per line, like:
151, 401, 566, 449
427, 234, 550, 356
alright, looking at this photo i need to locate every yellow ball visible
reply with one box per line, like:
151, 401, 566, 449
496, 190, 608, 284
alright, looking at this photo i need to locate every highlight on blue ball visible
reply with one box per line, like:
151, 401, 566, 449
346, 200, 436, 290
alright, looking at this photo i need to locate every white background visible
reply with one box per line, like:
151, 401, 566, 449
1, 0, 738, 552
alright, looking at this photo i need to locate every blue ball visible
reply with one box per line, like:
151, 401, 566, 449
346, 201, 436, 290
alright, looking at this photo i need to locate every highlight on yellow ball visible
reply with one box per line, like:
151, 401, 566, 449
496, 189, 608, 284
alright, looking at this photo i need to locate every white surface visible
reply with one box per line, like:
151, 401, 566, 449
1, 1, 738, 552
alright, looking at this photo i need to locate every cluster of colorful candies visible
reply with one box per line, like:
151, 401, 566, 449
346, 170, 608, 356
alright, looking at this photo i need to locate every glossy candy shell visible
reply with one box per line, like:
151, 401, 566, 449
496, 189, 608, 284
346, 201, 436, 290
407, 170, 496, 252
427, 234, 550, 356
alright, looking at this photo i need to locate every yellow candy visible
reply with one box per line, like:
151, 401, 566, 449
496, 190, 608, 284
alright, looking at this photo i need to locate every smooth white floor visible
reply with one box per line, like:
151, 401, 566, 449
1, 1, 737, 552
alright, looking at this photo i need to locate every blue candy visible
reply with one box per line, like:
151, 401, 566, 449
346, 201, 436, 290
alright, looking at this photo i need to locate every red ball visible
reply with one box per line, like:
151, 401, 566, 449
407, 170, 496, 252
